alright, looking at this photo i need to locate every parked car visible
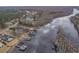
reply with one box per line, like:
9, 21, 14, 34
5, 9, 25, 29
15, 41, 27, 51
19, 45, 27, 51
28, 30, 37, 37
22, 36, 31, 41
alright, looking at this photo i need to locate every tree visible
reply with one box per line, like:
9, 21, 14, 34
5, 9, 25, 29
55, 27, 79, 52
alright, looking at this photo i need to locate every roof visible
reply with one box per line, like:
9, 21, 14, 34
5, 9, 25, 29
1, 34, 14, 42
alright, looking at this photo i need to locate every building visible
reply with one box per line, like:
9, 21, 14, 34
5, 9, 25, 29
0, 34, 14, 42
